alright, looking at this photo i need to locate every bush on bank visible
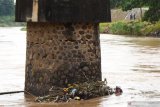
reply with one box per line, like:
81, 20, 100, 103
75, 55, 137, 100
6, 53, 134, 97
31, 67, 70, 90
0, 16, 25, 27
100, 21, 160, 37
142, 21, 160, 36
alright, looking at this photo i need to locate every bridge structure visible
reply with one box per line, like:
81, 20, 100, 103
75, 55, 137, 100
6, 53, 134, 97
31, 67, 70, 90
16, 0, 111, 96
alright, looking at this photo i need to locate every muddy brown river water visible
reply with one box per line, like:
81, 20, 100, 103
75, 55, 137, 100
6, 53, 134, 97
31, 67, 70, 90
0, 27, 160, 107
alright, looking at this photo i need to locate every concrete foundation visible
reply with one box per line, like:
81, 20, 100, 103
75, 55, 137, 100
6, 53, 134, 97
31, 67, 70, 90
25, 22, 101, 96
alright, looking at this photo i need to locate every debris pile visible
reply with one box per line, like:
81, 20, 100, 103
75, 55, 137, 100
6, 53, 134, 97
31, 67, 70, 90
35, 79, 122, 103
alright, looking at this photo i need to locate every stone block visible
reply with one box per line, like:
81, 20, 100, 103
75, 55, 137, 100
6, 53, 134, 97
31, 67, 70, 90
25, 22, 101, 96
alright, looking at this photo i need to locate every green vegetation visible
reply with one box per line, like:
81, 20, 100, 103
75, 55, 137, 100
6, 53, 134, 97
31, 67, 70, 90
121, 0, 160, 22
110, 0, 122, 9
110, 0, 160, 22
0, 0, 25, 27
0, 0, 14, 16
0, 16, 25, 27
99, 23, 110, 33
142, 21, 160, 36
109, 21, 148, 36
105, 0, 160, 37
99, 21, 160, 37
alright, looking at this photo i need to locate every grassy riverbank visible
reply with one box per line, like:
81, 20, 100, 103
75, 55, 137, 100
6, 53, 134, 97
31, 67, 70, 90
100, 21, 160, 37
0, 16, 25, 27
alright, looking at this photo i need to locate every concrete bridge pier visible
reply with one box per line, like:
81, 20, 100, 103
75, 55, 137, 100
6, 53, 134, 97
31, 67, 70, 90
15, 0, 110, 96
25, 22, 101, 96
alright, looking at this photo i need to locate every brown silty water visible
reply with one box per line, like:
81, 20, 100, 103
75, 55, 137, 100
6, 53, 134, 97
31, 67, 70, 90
0, 27, 160, 107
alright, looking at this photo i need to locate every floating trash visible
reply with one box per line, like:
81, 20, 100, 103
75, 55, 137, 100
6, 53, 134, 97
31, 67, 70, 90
115, 86, 123, 96
35, 79, 122, 103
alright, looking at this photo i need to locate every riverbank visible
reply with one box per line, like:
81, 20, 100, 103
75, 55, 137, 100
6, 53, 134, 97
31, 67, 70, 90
1, 15, 160, 37
100, 21, 160, 37
0, 16, 25, 27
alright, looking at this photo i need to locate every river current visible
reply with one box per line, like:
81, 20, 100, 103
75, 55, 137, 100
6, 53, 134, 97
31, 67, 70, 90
0, 27, 160, 107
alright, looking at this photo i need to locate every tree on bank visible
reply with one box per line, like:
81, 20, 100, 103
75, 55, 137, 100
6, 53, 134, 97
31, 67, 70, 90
110, 0, 122, 9
121, 0, 160, 22
0, 0, 14, 16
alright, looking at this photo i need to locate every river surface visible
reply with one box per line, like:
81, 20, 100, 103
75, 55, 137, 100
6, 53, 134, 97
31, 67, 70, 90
0, 27, 160, 107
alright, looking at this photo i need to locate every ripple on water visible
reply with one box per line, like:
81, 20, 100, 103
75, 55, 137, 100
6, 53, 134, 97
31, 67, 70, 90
0, 31, 160, 106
